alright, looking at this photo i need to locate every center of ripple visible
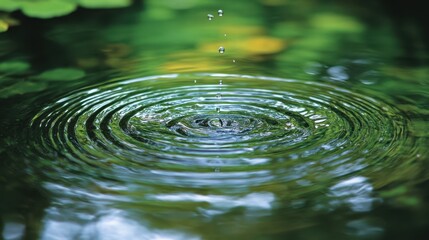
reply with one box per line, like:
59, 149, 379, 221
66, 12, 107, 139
167, 114, 261, 138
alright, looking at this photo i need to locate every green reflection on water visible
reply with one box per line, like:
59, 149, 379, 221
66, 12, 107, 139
1, 0, 429, 239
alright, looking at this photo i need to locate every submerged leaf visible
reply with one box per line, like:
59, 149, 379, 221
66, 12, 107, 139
0, 61, 30, 73
21, 0, 77, 19
36, 68, 86, 81
78, 0, 132, 9
0, 81, 48, 98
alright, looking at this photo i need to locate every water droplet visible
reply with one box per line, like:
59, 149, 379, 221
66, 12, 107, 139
218, 46, 225, 54
194, 79, 197, 83
219, 80, 223, 85
216, 107, 220, 113
232, 59, 236, 63
224, 33, 227, 37
218, 9, 223, 16
208, 14, 214, 20
214, 167, 220, 172
216, 93, 222, 99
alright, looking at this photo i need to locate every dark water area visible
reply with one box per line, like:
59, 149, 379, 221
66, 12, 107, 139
1, 0, 429, 239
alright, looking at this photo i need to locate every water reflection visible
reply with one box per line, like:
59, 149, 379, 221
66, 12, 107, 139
346, 219, 384, 238
41, 210, 200, 240
148, 192, 275, 214
2, 220, 25, 240
327, 66, 349, 82
329, 176, 377, 212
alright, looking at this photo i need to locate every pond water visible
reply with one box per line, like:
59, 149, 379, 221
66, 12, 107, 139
1, 0, 429, 239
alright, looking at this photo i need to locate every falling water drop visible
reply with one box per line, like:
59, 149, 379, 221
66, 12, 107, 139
218, 46, 225, 54
208, 14, 214, 20
194, 79, 197, 84
233, 59, 236, 63
216, 93, 222, 99
218, 10, 223, 16
219, 80, 223, 85
216, 107, 220, 113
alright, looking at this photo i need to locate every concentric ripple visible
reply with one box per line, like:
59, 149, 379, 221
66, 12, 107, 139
27, 74, 408, 189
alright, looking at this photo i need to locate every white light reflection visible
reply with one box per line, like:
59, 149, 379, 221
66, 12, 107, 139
329, 176, 377, 212
41, 210, 200, 240
148, 192, 275, 216
2, 221, 25, 240
327, 66, 349, 81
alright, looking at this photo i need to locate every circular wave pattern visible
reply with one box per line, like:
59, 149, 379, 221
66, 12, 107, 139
27, 74, 408, 189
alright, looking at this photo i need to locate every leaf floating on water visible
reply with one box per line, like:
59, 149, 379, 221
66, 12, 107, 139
21, 0, 77, 19
78, 0, 132, 9
0, 0, 20, 12
0, 0, 131, 18
36, 68, 86, 81
0, 81, 48, 99
0, 61, 30, 73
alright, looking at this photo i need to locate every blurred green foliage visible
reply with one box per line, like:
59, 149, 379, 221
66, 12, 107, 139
0, 60, 30, 73
35, 68, 86, 81
0, 0, 132, 19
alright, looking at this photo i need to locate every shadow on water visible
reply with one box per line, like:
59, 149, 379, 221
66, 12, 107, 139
1, 0, 429, 239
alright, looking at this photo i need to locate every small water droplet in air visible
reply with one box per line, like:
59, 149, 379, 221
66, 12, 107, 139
224, 33, 227, 37
232, 59, 236, 63
208, 14, 214, 20
194, 79, 197, 83
219, 79, 223, 85
216, 107, 220, 113
216, 93, 222, 99
218, 10, 223, 16
218, 46, 225, 54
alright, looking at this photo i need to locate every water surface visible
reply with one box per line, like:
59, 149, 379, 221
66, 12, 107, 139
1, 0, 429, 239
